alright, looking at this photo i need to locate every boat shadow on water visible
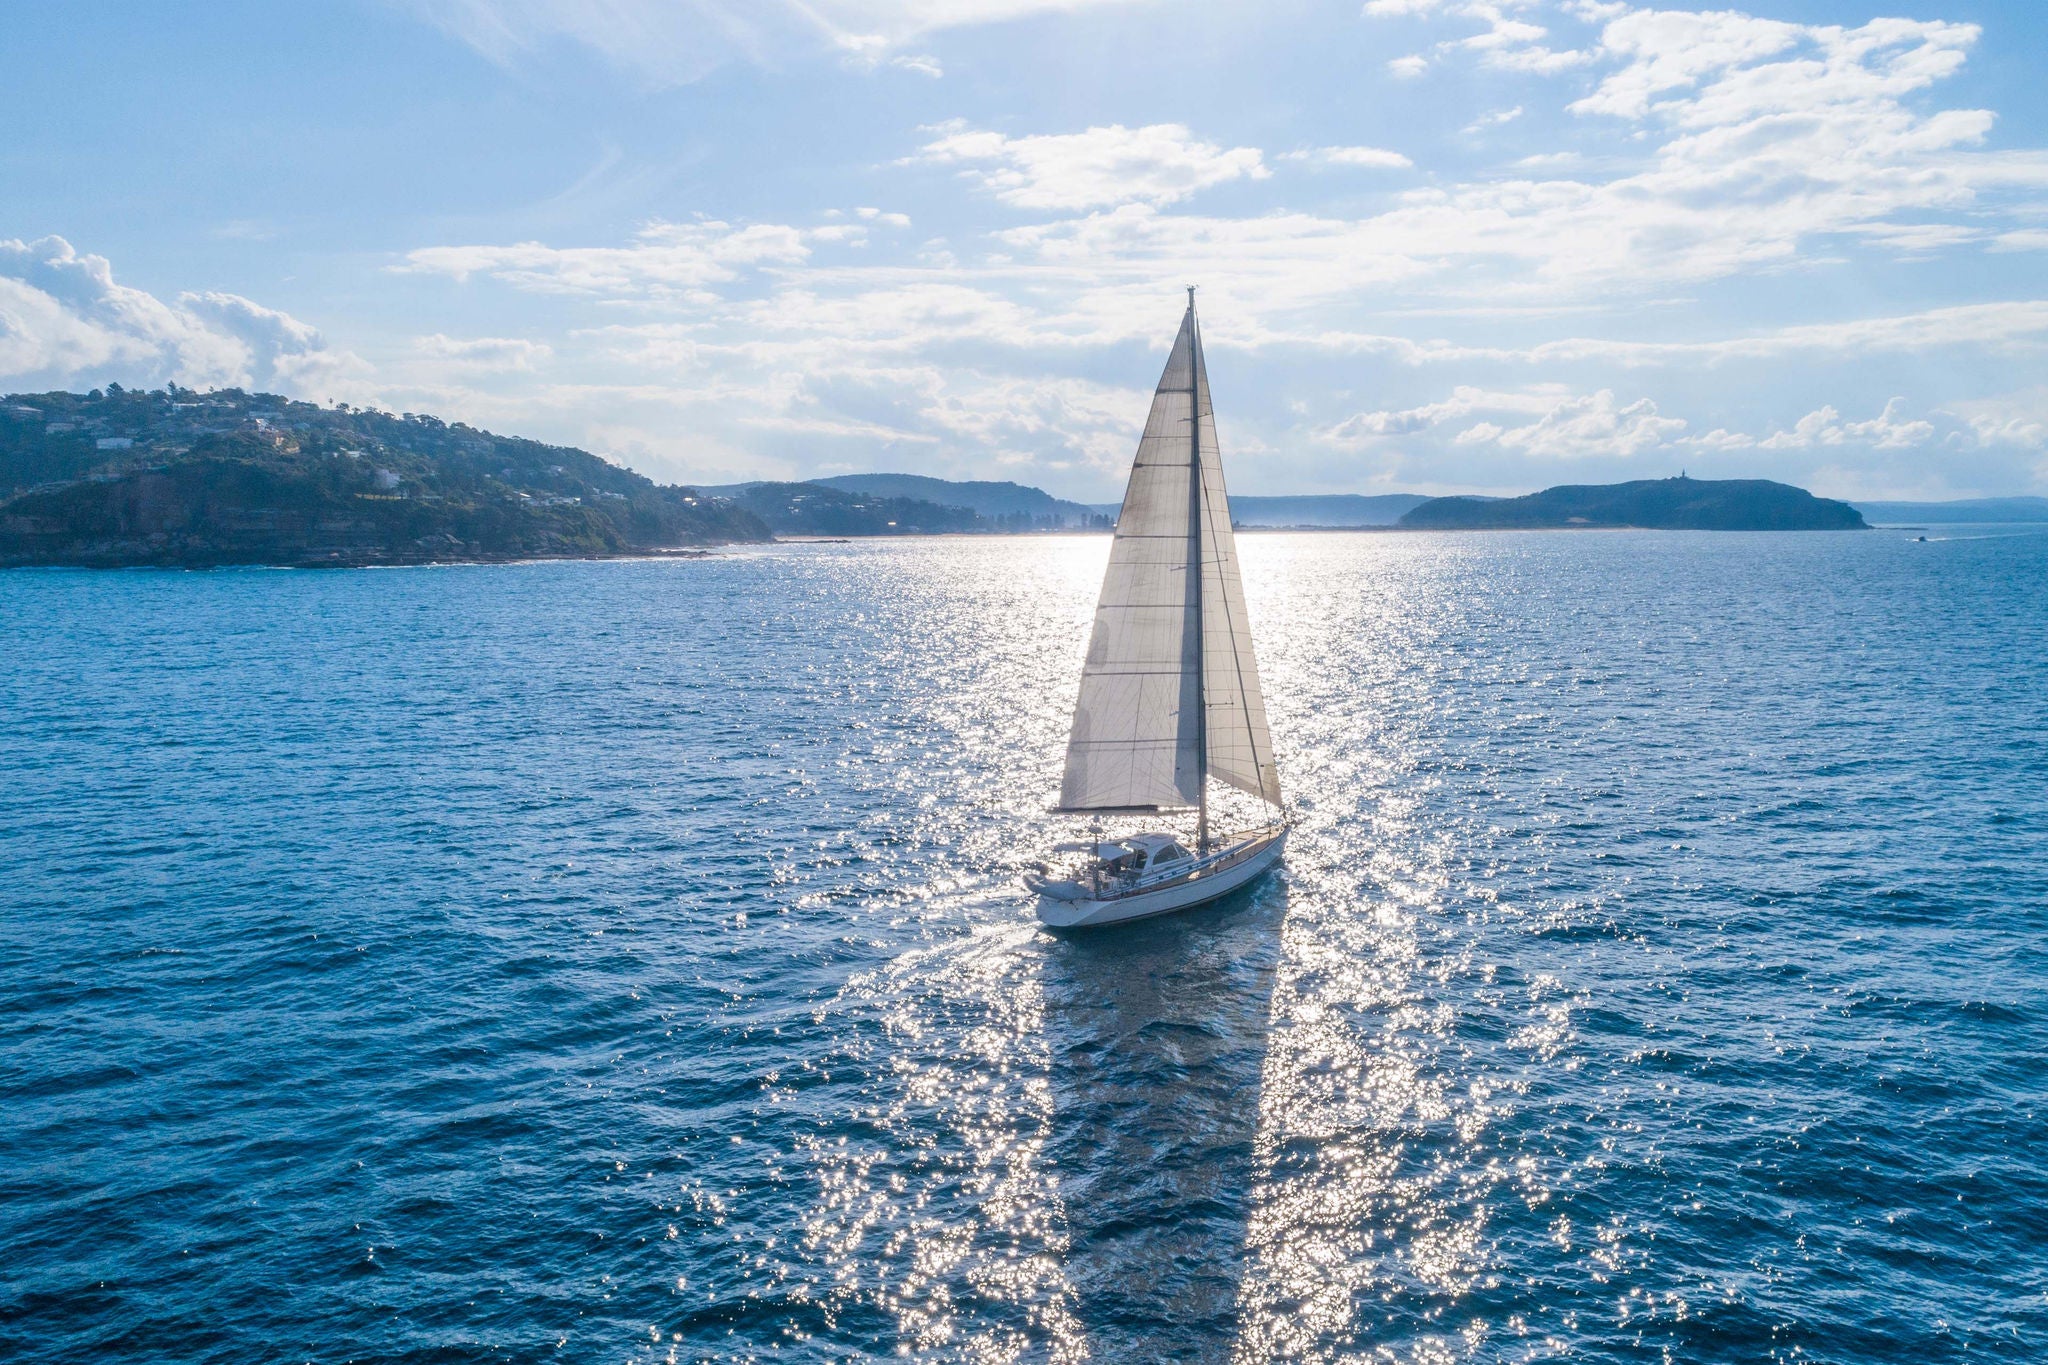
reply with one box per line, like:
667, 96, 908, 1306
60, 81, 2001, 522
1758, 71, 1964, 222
1034, 874, 1288, 1361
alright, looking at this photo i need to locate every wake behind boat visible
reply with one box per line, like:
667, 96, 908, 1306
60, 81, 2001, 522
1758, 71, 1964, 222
1026, 291, 1288, 928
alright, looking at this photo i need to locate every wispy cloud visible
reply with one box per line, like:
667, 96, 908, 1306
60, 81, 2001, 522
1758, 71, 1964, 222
17, 2, 2048, 500
1281, 145, 1414, 170
1325, 384, 1685, 460
910, 121, 1269, 210
1755, 398, 1935, 451
413, 334, 554, 372
398, 219, 821, 297
400, 0, 1150, 86
1456, 388, 1684, 459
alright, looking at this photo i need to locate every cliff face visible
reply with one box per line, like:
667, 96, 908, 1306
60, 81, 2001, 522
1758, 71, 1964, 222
1399, 477, 1868, 531
0, 389, 769, 567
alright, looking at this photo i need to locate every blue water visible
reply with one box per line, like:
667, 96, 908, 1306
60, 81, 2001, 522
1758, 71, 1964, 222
4, 529, 2046, 1363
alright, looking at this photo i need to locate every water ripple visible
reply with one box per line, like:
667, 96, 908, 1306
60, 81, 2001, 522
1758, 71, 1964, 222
3, 530, 2046, 1361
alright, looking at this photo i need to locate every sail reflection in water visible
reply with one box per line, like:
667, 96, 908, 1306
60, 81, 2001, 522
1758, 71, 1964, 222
789, 881, 1284, 1362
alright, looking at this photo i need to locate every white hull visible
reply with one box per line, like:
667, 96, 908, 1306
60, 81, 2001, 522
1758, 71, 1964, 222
1030, 827, 1286, 929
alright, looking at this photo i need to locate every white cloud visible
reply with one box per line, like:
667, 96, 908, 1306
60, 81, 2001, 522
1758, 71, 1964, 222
1206, 300, 2048, 369
1282, 145, 1414, 170
1670, 397, 1942, 455
989, 15, 2048, 304
1322, 385, 1548, 441
1451, 17, 1587, 74
403, 11, 2048, 357
372, 7, 2048, 496
1456, 388, 1685, 458
912, 121, 1269, 210
1370, 0, 1586, 73
1365, 6, 2030, 301
1387, 54, 1429, 78
1756, 397, 1934, 451
1325, 384, 1683, 461
1484, 43, 1591, 74
1943, 388, 2048, 451
1569, 9, 1804, 120
0, 235, 368, 399
1992, 229, 2048, 252
1683, 427, 1755, 451
413, 333, 554, 372
1593, 14, 1980, 129
1522, 302, 2048, 367
399, 219, 819, 297
1462, 105, 1523, 133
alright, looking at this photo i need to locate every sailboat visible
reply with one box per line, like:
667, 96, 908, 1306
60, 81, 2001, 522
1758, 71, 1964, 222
1026, 290, 1288, 929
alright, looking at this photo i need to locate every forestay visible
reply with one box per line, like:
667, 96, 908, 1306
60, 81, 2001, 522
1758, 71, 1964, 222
1058, 299, 1282, 814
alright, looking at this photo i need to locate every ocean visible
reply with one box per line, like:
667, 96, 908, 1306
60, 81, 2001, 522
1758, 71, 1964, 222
3, 528, 2045, 1363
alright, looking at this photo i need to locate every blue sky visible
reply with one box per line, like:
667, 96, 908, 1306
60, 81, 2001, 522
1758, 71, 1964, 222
5, 0, 2048, 500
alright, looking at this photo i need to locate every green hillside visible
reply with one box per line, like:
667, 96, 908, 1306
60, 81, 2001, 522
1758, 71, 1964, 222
810, 473, 1106, 528
1229, 493, 1431, 527
1400, 476, 1867, 531
0, 387, 767, 567
725, 481, 986, 535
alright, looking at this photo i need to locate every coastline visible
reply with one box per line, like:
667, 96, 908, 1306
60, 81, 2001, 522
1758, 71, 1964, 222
0, 545, 727, 571
5, 520, 1981, 571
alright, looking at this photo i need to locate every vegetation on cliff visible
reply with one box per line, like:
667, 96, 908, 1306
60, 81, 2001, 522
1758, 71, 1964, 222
0, 386, 767, 567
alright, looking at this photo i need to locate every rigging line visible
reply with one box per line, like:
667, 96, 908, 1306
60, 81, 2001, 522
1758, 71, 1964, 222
1192, 326, 1274, 809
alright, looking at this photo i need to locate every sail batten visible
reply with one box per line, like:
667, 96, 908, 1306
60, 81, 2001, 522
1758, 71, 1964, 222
1057, 299, 1282, 816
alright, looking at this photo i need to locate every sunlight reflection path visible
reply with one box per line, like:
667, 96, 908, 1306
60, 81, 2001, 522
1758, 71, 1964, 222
1233, 536, 1552, 1363
797, 918, 1087, 1362
769, 540, 1108, 1361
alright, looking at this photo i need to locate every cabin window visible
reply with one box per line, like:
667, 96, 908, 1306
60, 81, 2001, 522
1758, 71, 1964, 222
1153, 845, 1189, 867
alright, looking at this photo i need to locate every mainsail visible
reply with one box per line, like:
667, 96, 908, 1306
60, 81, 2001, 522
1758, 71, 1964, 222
1058, 294, 1282, 830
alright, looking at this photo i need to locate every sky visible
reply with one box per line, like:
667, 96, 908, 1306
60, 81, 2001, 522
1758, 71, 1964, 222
4, 0, 2048, 501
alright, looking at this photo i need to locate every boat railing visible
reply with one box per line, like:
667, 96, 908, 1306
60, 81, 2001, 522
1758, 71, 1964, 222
1094, 825, 1280, 899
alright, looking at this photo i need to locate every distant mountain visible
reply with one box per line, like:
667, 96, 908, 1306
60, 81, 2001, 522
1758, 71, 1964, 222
1075, 493, 1434, 525
718, 475, 1435, 530
811, 473, 1107, 528
720, 481, 985, 536
0, 387, 768, 567
1229, 493, 1431, 527
1851, 496, 2048, 523
1400, 476, 1866, 531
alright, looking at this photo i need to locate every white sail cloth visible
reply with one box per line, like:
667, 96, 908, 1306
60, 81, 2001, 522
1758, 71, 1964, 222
1058, 305, 1282, 813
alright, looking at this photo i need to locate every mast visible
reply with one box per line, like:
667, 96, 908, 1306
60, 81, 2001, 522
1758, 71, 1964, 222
1186, 286, 1209, 854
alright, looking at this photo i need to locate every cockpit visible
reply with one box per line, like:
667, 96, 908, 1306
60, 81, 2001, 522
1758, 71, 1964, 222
1059, 835, 1198, 884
